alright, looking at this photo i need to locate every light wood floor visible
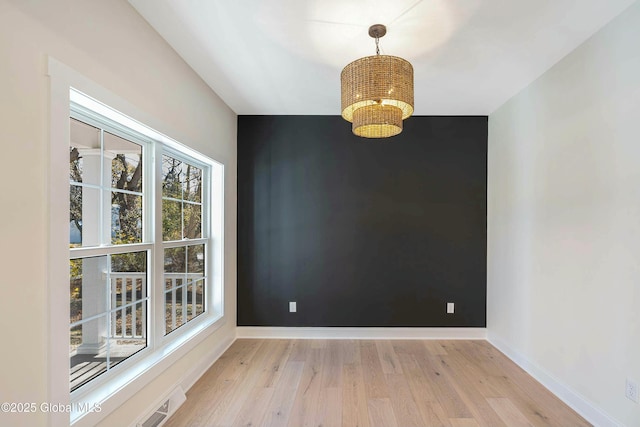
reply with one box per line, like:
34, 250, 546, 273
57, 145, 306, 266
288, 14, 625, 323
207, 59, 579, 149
164, 339, 590, 427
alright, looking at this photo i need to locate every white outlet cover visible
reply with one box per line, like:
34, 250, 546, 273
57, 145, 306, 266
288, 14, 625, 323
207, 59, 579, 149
447, 302, 455, 314
289, 301, 296, 313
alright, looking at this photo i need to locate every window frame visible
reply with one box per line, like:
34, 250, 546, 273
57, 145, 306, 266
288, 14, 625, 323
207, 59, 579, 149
157, 148, 212, 342
69, 100, 219, 398
48, 57, 226, 427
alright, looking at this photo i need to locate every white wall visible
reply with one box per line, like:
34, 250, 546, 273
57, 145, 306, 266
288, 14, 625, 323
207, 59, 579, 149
488, 2, 640, 426
0, 0, 236, 426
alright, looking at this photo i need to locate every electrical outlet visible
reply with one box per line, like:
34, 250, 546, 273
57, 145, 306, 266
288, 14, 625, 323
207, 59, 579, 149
289, 301, 297, 313
626, 378, 639, 403
447, 302, 455, 314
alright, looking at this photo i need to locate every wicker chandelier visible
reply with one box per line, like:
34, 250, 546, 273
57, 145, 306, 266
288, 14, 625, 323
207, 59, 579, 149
341, 24, 414, 138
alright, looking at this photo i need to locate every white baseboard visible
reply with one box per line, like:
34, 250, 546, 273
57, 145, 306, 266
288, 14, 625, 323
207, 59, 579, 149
179, 334, 235, 392
236, 326, 487, 340
488, 334, 622, 427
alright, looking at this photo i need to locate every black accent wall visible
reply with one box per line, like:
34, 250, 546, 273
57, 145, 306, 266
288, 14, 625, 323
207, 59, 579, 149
237, 116, 487, 327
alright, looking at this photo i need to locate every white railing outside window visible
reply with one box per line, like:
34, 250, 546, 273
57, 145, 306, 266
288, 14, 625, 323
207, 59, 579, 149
109, 272, 146, 339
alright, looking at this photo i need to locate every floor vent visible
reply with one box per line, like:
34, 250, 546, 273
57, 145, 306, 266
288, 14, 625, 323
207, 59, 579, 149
137, 386, 186, 427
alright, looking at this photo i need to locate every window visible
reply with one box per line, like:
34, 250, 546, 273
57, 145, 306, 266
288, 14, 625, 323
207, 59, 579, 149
68, 101, 216, 394
161, 155, 207, 334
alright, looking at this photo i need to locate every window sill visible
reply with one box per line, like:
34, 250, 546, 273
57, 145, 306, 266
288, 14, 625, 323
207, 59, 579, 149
70, 312, 227, 427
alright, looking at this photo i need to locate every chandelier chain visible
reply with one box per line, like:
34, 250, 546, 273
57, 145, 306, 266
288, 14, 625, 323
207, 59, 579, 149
375, 37, 380, 55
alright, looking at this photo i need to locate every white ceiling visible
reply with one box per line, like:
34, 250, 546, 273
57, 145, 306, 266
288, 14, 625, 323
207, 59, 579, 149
129, 0, 634, 116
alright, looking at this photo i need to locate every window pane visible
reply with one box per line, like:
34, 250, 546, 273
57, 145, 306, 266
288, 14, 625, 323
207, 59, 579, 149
165, 277, 183, 291
183, 163, 202, 202
70, 259, 83, 323
183, 203, 202, 239
187, 244, 205, 279
162, 155, 183, 199
111, 192, 142, 244
111, 251, 146, 273
195, 279, 205, 316
70, 184, 83, 248
186, 282, 194, 322
165, 244, 205, 335
70, 185, 102, 247
70, 316, 108, 392
68, 252, 147, 324
165, 291, 174, 334
164, 286, 185, 335
69, 250, 147, 392
69, 256, 109, 323
164, 247, 186, 273
109, 252, 147, 365
174, 286, 184, 330
162, 199, 182, 241
70, 118, 100, 185
70, 147, 83, 184
105, 132, 142, 192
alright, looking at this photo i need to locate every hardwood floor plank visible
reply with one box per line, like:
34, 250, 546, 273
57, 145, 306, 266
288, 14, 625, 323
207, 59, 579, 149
203, 340, 276, 426
487, 397, 534, 427
437, 343, 507, 427
484, 375, 573, 427
396, 352, 450, 426
449, 418, 481, 427
413, 350, 473, 418
254, 339, 293, 388
375, 340, 403, 374
425, 402, 454, 427
385, 373, 427, 427
396, 352, 439, 403
391, 339, 427, 358
219, 339, 265, 382
316, 387, 343, 427
342, 363, 370, 427
442, 341, 505, 399
367, 398, 398, 427
288, 339, 310, 362
261, 361, 305, 427
166, 376, 236, 427
287, 348, 324, 427
425, 340, 449, 356
341, 339, 361, 365
360, 340, 390, 399
231, 387, 274, 427
164, 340, 263, 427
311, 339, 327, 349
321, 340, 343, 388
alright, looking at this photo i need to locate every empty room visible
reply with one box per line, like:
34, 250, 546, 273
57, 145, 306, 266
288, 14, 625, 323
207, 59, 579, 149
0, 0, 639, 426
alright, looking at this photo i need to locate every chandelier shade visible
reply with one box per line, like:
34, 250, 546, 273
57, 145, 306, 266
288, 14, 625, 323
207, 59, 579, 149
352, 103, 403, 138
340, 25, 414, 139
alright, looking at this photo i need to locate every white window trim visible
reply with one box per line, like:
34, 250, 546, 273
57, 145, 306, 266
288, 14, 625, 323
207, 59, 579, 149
48, 57, 226, 427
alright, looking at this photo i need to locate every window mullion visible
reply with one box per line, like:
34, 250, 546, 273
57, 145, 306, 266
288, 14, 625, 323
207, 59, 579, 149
70, 242, 154, 258
99, 128, 105, 246
152, 142, 165, 345
161, 238, 208, 249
